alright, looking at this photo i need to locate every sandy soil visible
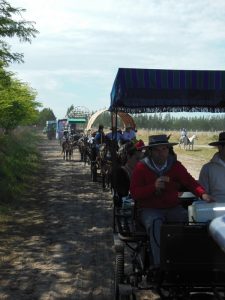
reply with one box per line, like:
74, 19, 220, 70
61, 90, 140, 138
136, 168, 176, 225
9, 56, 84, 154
0, 137, 114, 300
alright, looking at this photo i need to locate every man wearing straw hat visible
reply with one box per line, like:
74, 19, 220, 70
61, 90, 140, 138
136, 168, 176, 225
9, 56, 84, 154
130, 134, 214, 269
199, 132, 225, 203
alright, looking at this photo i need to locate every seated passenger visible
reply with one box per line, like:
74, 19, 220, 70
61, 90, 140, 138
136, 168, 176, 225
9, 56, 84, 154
115, 141, 146, 199
130, 134, 214, 268
121, 125, 136, 142
106, 126, 123, 143
199, 132, 225, 203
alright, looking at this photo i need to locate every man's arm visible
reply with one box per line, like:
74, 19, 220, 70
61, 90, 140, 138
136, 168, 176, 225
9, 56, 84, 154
199, 164, 210, 193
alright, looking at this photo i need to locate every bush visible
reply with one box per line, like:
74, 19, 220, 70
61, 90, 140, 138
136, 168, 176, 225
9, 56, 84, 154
0, 128, 41, 202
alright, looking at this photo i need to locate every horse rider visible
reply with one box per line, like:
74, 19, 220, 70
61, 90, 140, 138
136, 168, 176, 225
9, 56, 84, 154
181, 128, 187, 138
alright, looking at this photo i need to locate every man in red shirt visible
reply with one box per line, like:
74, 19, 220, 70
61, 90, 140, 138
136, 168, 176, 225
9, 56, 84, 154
130, 134, 213, 268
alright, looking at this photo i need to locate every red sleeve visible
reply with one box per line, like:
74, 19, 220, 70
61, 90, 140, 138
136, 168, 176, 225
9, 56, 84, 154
174, 161, 206, 198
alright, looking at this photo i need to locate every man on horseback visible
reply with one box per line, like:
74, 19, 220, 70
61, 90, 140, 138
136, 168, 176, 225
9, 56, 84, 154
180, 128, 187, 139
179, 128, 191, 149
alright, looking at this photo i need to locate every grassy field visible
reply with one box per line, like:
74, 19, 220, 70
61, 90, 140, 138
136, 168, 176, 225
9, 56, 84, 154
137, 129, 220, 145
137, 129, 219, 165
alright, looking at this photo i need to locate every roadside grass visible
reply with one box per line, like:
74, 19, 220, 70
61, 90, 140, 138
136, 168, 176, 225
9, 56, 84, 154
0, 128, 42, 221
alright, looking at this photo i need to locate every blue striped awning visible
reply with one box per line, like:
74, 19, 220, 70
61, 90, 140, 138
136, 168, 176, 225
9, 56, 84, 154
109, 68, 225, 113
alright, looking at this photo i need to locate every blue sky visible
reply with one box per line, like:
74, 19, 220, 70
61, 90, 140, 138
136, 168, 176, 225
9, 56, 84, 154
8, 0, 225, 119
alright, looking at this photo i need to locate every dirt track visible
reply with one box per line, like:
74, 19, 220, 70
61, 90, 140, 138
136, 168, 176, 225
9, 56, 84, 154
0, 136, 114, 300
0, 135, 204, 300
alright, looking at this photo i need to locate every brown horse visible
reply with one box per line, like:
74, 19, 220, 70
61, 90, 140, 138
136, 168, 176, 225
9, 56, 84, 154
62, 139, 73, 160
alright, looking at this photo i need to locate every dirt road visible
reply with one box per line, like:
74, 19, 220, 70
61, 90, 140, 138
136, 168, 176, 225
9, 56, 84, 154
0, 135, 204, 300
0, 137, 114, 300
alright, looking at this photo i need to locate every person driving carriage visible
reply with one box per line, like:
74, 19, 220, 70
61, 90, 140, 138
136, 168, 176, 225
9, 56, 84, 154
130, 134, 214, 269
94, 124, 105, 144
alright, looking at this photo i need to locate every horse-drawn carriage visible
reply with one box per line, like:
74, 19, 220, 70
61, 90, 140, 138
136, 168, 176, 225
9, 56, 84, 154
109, 68, 225, 299
80, 109, 138, 189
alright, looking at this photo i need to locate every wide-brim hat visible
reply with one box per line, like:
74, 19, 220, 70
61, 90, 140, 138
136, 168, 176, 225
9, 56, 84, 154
209, 132, 225, 146
148, 134, 178, 147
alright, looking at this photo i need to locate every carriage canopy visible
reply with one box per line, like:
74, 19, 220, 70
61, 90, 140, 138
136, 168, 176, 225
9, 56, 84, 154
85, 108, 136, 131
109, 68, 225, 113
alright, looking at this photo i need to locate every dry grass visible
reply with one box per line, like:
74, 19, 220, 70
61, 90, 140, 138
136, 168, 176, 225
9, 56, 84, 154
136, 129, 219, 169
136, 129, 220, 145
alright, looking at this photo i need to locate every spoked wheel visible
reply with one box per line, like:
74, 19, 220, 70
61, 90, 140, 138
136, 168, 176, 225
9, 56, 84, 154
114, 252, 135, 300
115, 252, 124, 300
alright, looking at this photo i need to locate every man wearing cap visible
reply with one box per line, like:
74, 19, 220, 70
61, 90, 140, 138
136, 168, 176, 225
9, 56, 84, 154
199, 132, 225, 203
130, 134, 213, 268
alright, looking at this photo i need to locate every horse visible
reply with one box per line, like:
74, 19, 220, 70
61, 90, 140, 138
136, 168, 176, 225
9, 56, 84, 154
179, 134, 197, 150
61, 139, 73, 160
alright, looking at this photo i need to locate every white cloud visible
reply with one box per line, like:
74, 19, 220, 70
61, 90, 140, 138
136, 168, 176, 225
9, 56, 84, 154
7, 0, 225, 118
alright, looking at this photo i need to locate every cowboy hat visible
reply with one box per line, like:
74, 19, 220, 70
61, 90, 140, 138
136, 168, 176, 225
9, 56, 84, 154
148, 134, 178, 147
209, 132, 225, 146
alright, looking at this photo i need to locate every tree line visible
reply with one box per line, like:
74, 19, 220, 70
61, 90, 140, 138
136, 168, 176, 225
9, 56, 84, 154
0, 1, 43, 202
93, 111, 225, 132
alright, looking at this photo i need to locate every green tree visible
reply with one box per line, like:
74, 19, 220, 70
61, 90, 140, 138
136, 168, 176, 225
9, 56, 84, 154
0, 78, 41, 132
0, 60, 12, 87
37, 108, 56, 126
66, 105, 74, 117
0, 0, 39, 65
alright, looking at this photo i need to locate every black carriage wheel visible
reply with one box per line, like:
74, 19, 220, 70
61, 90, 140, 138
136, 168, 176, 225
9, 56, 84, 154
115, 252, 124, 300
115, 252, 134, 300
